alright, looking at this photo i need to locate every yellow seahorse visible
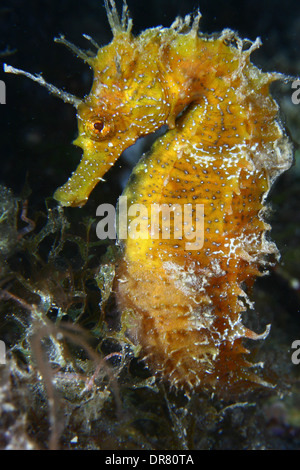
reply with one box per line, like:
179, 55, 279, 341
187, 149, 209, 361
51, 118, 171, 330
5, 0, 293, 395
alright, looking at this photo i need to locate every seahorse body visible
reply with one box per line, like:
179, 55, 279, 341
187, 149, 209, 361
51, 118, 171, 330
111, 17, 293, 394
114, 29, 293, 391
8, 3, 293, 394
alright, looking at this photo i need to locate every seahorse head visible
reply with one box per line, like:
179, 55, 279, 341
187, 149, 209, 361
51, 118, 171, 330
4, 1, 205, 207
54, 1, 174, 207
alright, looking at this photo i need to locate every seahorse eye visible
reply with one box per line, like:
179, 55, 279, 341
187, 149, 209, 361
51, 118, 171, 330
94, 121, 104, 132
85, 116, 113, 141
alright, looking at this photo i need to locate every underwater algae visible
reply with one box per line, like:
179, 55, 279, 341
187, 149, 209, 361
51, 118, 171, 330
1, 0, 300, 451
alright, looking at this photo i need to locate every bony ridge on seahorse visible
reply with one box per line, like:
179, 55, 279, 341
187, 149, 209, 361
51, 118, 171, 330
4, 0, 294, 395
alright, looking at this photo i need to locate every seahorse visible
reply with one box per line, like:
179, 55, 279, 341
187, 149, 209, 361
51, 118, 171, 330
5, 1, 293, 395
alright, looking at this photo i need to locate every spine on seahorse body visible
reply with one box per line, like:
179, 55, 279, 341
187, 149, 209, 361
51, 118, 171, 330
114, 34, 293, 394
